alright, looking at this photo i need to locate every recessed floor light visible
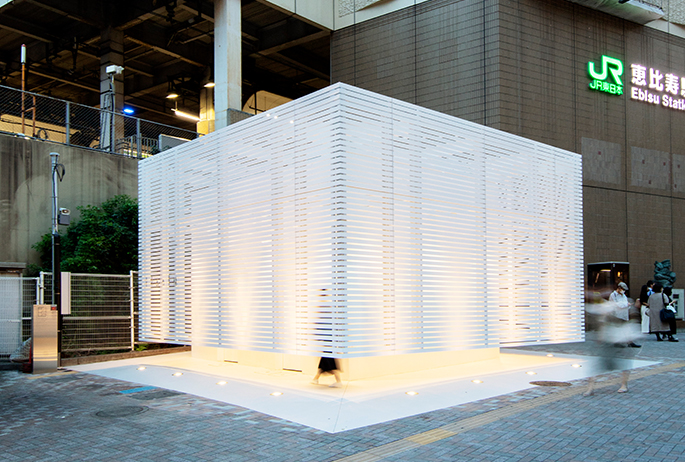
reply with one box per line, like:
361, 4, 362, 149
472, 379, 483, 384
172, 372, 183, 376
270, 392, 283, 396
526, 371, 537, 375
572, 364, 581, 368
405, 391, 419, 396
137, 366, 146, 371
546, 354, 554, 357
217, 381, 227, 386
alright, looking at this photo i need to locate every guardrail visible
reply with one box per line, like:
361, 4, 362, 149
0, 85, 198, 158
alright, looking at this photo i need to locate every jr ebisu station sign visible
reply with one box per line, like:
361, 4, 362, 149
588, 55, 685, 110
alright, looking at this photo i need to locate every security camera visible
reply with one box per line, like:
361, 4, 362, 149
106, 65, 124, 75
58, 208, 71, 226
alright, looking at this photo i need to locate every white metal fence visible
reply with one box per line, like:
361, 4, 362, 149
0, 272, 139, 358
0, 277, 39, 359
60, 272, 138, 353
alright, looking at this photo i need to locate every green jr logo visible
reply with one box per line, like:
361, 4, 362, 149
588, 55, 624, 95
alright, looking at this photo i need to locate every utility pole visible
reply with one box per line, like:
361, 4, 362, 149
21, 44, 26, 134
101, 65, 123, 152
50, 152, 64, 361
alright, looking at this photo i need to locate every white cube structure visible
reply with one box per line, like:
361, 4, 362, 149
139, 83, 583, 378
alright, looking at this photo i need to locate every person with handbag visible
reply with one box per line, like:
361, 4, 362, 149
647, 283, 676, 342
662, 287, 679, 342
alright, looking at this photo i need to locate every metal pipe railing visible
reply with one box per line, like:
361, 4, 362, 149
0, 84, 199, 158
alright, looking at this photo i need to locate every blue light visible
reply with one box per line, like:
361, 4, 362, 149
123, 107, 135, 115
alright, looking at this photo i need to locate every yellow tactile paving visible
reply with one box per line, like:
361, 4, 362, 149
332, 362, 685, 462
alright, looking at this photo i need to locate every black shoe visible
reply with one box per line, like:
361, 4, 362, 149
628, 342, 642, 348
668, 337, 679, 342
656, 334, 663, 341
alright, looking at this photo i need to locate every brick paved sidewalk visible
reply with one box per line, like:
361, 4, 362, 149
1, 333, 684, 462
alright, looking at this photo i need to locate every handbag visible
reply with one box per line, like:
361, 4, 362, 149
660, 308, 675, 322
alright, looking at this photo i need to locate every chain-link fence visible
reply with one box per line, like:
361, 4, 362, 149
0, 85, 198, 158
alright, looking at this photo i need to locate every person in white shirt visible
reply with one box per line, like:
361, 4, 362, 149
637, 280, 654, 334
609, 282, 641, 348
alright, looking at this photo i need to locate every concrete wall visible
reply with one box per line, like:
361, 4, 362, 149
330, 0, 685, 293
0, 135, 138, 269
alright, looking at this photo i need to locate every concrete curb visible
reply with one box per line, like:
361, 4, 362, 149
59, 346, 190, 367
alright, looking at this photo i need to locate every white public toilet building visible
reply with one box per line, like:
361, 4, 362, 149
138, 83, 584, 379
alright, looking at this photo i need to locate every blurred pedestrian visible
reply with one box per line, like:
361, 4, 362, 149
311, 357, 343, 388
311, 289, 344, 388
584, 296, 637, 395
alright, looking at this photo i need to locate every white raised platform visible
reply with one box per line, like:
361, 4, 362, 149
67, 350, 656, 433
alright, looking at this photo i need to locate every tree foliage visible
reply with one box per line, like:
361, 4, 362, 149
30, 195, 138, 275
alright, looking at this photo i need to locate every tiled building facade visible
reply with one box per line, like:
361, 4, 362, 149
331, 0, 685, 291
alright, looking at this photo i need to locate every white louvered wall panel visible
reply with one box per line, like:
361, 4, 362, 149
139, 83, 584, 358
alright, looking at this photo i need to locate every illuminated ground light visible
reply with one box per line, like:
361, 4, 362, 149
572, 364, 582, 368
270, 392, 283, 396
546, 354, 554, 357
405, 391, 419, 396
172, 372, 183, 376
472, 379, 483, 384
217, 381, 227, 386
136, 366, 146, 371
526, 371, 537, 375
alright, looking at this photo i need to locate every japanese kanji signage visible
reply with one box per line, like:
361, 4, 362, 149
629, 62, 685, 109
588, 55, 685, 110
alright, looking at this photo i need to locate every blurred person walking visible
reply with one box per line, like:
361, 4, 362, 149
311, 357, 343, 388
584, 292, 636, 395
311, 289, 344, 388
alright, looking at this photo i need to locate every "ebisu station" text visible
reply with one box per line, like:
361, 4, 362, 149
629, 63, 685, 110
588, 55, 685, 111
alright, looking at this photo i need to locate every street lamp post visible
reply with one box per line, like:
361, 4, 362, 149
50, 152, 63, 360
